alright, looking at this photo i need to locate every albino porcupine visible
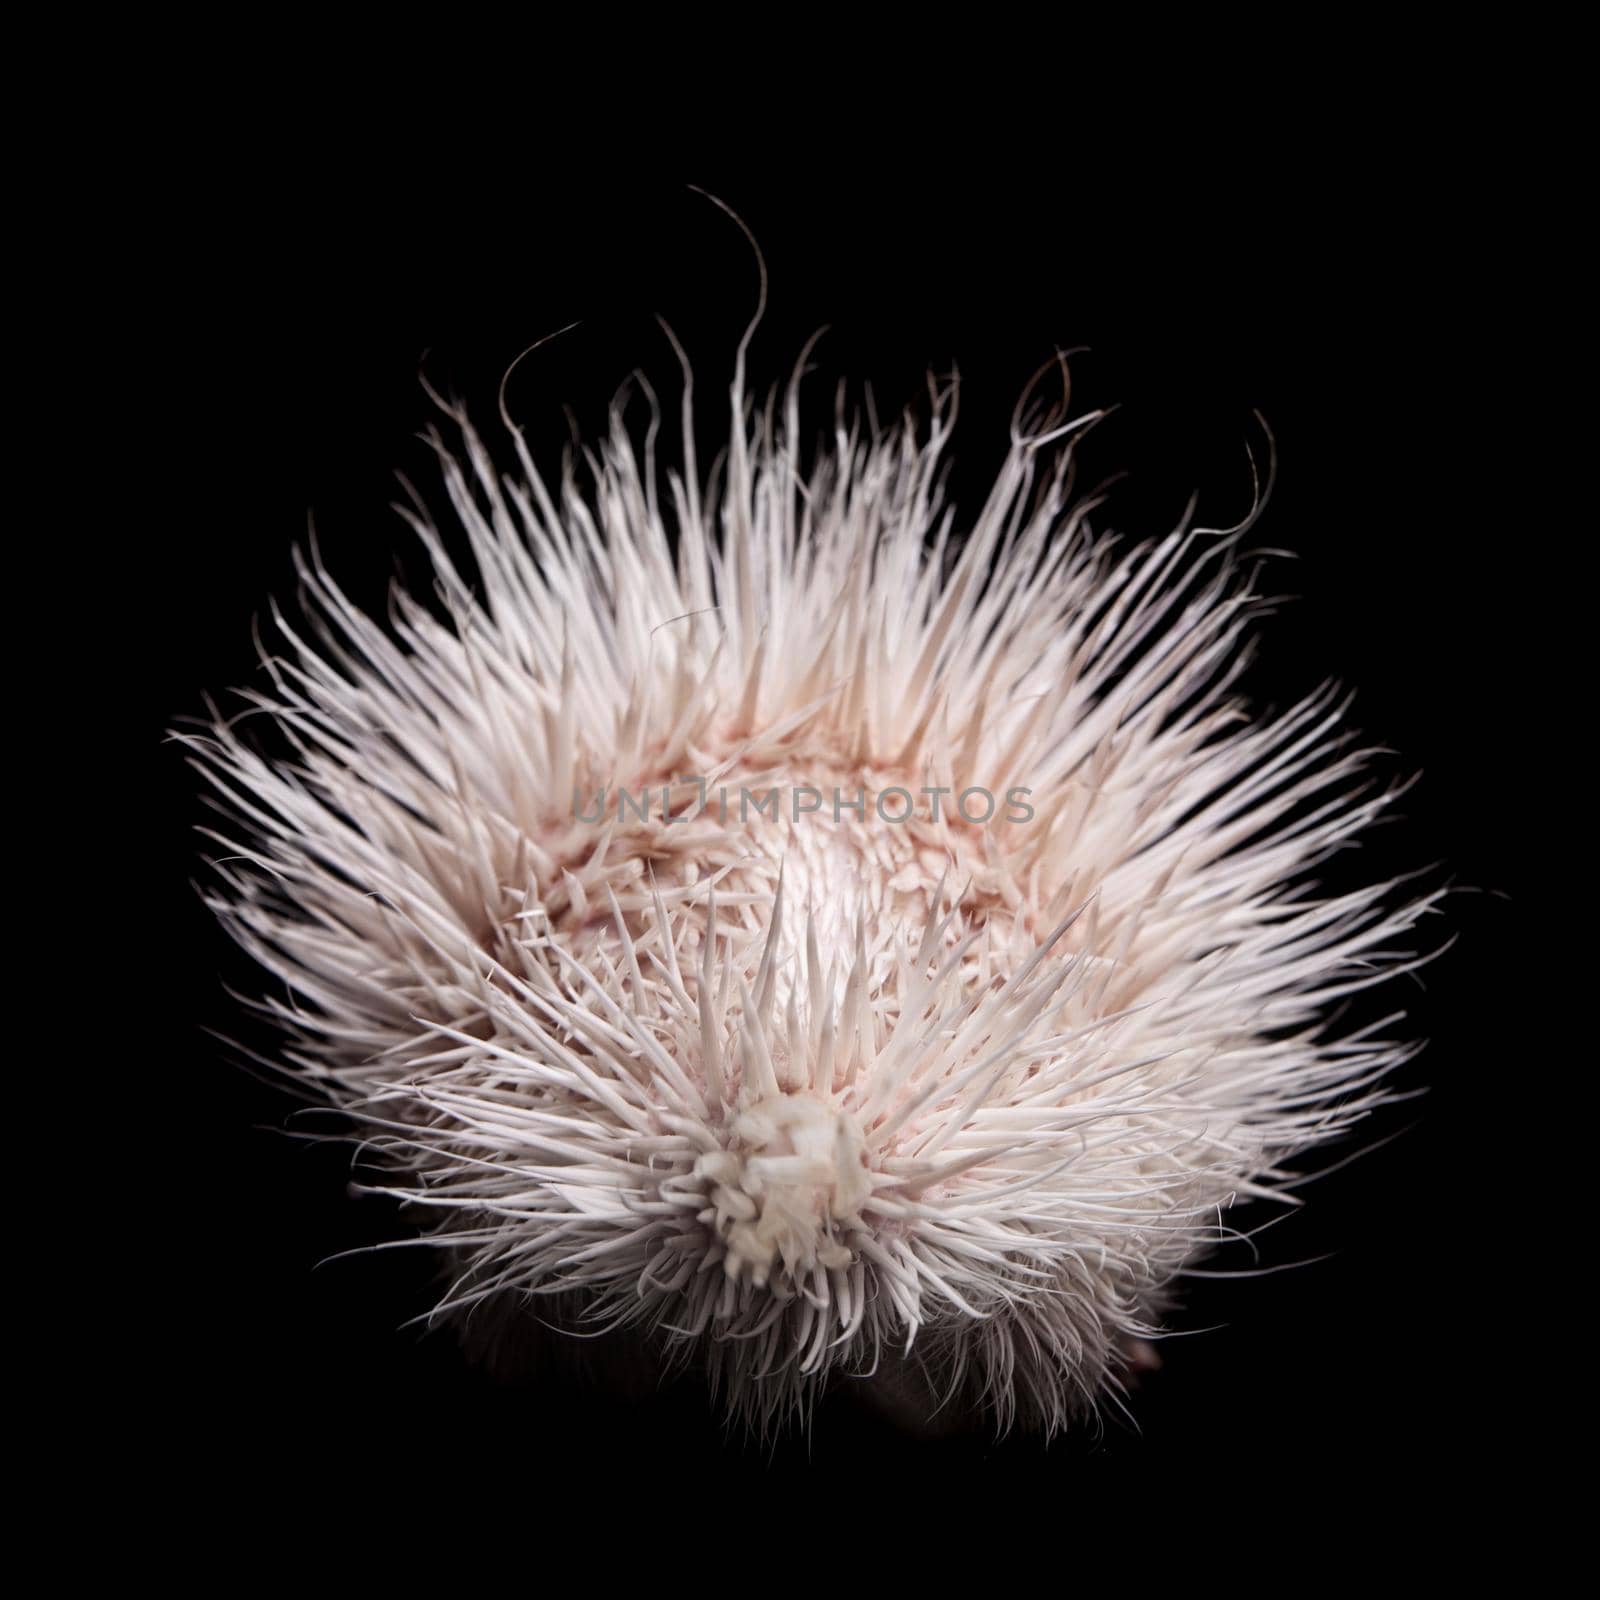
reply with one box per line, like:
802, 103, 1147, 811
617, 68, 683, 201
181, 295, 1437, 1439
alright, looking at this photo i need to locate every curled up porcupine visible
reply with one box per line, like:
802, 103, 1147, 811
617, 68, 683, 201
181, 280, 1440, 1440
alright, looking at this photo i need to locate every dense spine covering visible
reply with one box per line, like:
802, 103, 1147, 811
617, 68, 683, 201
184, 331, 1435, 1436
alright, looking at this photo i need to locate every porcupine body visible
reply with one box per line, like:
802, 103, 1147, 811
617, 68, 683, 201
185, 329, 1434, 1439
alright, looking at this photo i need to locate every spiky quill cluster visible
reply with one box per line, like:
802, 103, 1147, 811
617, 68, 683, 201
185, 329, 1434, 1437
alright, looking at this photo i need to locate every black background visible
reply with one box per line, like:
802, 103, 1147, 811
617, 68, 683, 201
137, 159, 1526, 1495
